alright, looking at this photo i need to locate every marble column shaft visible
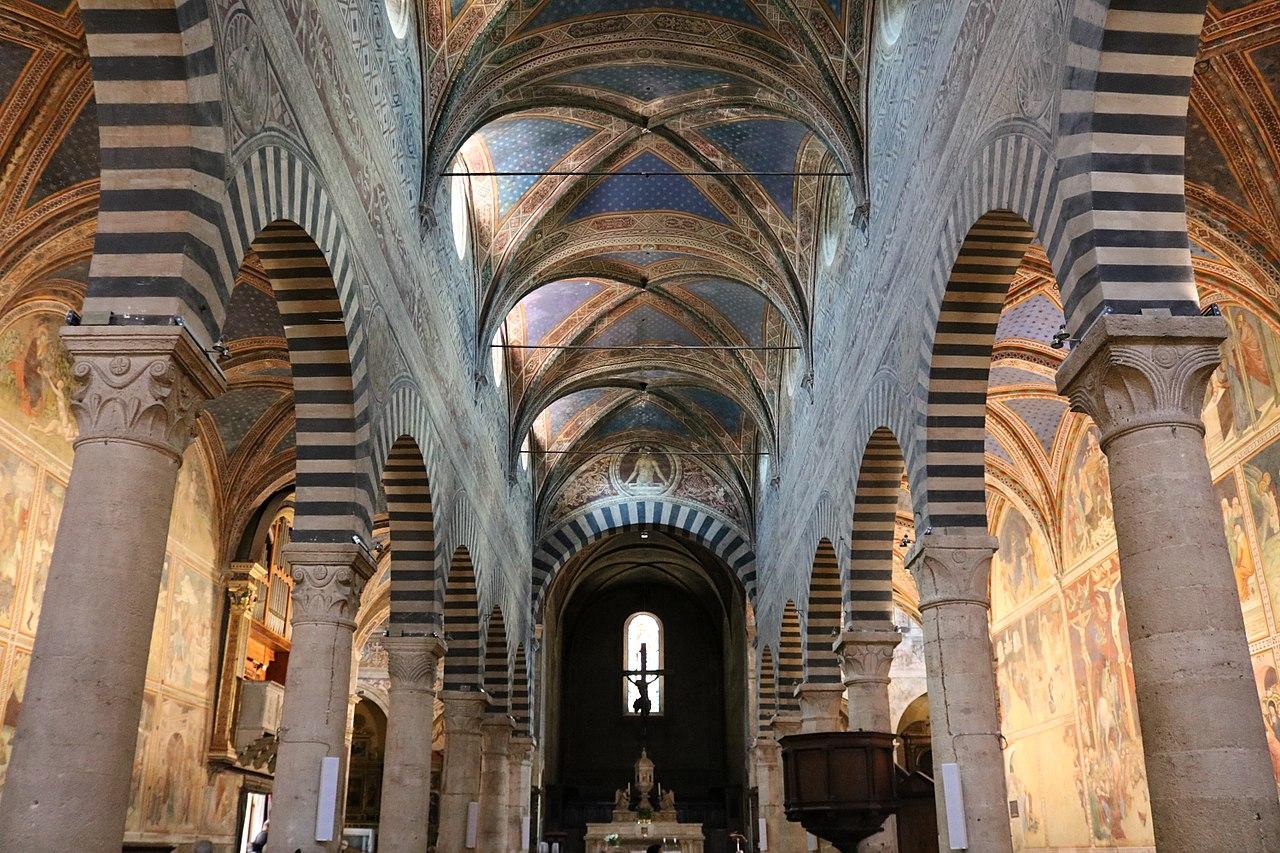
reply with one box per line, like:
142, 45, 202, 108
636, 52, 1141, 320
378, 635, 446, 853
478, 714, 515, 851
1058, 314, 1280, 850
267, 542, 373, 853
437, 690, 488, 851
907, 534, 1011, 853
836, 628, 901, 853
507, 734, 535, 852
0, 326, 223, 853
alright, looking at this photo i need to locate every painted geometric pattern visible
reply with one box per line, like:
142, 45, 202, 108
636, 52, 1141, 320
551, 64, 745, 102
522, 0, 765, 31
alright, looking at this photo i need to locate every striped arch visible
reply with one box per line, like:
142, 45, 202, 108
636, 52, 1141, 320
926, 211, 1036, 530
248, 221, 373, 541
757, 646, 777, 734
383, 436, 437, 632
1054, 0, 1208, 326
804, 539, 842, 685
848, 428, 905, 630
484, 607, 510, 711
443, 546, 482, 692
511, 643, 531, 735
79, 0, 229, 343
532, 500, 756, 611
777, 601, 803, 716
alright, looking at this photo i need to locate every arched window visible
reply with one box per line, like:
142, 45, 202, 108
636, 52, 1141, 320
623, 612, 664, 715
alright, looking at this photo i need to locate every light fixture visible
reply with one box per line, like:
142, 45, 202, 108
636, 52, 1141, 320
640, 531, 650, 540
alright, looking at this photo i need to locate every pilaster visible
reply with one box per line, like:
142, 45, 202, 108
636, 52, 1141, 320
208, 562, 266, 762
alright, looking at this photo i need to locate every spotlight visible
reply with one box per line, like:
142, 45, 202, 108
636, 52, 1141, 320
64, 309, 81, 327
640, 531, 650, 540
1202, 303, 1222, 317
208, 340, 231, 360
1050, 325, 1076, 351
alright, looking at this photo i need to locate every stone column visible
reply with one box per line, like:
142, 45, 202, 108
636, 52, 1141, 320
1057, 313, 1280, 850
478, 713, 515, 851
507, 734, 535, 852
794, 682, 845, 733
437, 690, 489, 851
378, 634, 447, 853
906, 534, 1011, 853
208, 562, 266, 762
753, 733, 807, 853
0, 325, 223, 853
836, 629, 902, 853
267, 542, 373, 853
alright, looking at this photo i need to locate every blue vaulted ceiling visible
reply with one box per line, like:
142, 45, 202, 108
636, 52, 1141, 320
473, 115, 595, 216
700, 118, 812, 217
568, 152, 729, 223
445, 0, 870, 528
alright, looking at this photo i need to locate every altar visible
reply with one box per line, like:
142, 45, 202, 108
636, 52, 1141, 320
583, 814, 704, 853
584, 748, 705, 852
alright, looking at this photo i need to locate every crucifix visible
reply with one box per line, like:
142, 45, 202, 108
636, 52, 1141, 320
626, 641, 660, 740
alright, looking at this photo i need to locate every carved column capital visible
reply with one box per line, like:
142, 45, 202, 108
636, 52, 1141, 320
905, 533, 998, 611
509, 734, 537, 764
1056, 313, 1227, 447
281, 542, 374, 629
383, 634, 446, 693
224, 562, 265, 614
834, 629, 902, 686
441, 688, 490, 733
60, 325, 225, 460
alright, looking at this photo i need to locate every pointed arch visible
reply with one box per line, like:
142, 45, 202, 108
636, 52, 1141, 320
484, 606, 510, 710
805, 539, 842, 685
443, 546, 481, 692
511, 643, 531, 735
757, 646, 777, 734
383, 436, 437, 632
248, 219, 373, 542
925, 211, 1036, 530
778, 601, 803, 716
849, 428, 905, 629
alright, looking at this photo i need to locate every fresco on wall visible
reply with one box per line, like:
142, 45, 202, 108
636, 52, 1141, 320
19, 476, 63, 635
994, 598, 1070, 733
0, 444, 35, 628
1204, 306, 1280, 445
1251, 650, 1280, 780
1063, 556, 1150, 844
1061, 428, 1115, 568
125, 692, 157, 833
164, 562, 216, 697
142, 697, 204, 833
990, 506, 1053, 617
0, 646, 26, 787
0, 311, 77, 456
171, 447, 218, 564
1218, 471, 1268, 639
1241, 437, 1280, 634
1005, 723, 1089, 850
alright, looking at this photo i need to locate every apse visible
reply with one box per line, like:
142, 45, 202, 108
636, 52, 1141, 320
539, 530, 750, 853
